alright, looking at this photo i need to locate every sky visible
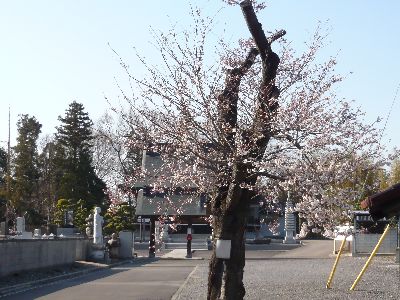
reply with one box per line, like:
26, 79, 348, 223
1, 0, 400, 152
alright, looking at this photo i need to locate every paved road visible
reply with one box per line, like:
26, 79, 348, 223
272, 240, 333, 258
3, 259, 200, 300
193, 240, 333, 260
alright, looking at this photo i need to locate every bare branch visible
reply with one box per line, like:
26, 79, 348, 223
240, 0, 270, 58
267, 30, 287, 44
217, 47, 260, 148
247, 171, 286, 181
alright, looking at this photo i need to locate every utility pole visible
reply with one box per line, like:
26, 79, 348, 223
5, 106, 11, 235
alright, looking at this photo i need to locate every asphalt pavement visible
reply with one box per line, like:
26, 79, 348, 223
2, 259, 200, 300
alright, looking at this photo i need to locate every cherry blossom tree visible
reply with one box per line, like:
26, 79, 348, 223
110, 1, 383, 298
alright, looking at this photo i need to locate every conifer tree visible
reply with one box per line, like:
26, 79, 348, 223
0, 147, 7, 219
0, 148, 6, 186
56, 101, 107, 210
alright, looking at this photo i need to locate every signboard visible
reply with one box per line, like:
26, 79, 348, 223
216, 239, 231, 259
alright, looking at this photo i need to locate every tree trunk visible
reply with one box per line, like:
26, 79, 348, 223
207, 195, 249, 300
208, 250, 224, 299
223, 197, 248, 300
207, 2, 285, 299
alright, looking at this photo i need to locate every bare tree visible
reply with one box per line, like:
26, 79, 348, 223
92, 112, 142, 191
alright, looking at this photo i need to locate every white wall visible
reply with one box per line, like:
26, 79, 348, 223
353, 228, 397, 255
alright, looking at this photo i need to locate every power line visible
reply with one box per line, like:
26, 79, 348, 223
358, 82, 400, 200
380, 82, 400, 140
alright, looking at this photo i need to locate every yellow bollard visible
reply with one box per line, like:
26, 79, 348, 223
326, 234, 348, 289
350, 224, 391, 291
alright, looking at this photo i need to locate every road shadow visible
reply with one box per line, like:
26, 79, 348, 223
1, 258, 162, 300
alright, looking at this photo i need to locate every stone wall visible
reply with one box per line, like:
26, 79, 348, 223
0, 238, 90, 277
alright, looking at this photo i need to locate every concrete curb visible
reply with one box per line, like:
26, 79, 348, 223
159, 256, 204, 260
0, 260, 133, 298
171, 265, 199, 300
136, 255, 204, 260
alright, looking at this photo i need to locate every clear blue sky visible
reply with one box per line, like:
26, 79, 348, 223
1, 0, 399, 152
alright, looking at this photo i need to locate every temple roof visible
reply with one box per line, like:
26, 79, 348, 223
360, 183, 400, 220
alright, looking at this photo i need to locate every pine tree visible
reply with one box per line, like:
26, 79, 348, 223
0, 147, 7, 220
0, 148, 6, 186
104, 200, 135, 235
73, 199, 89, 232
56, 101, 107, 211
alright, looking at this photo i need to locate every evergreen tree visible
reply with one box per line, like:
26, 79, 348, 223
104, 198, 135, 236
56, 101, 107, 211
389, 159, 400, 186
54, 198, 72, 226
0, 147, 6, 186
377, 168, 389, 191
0, 147, 7, 219
12, 115, 42, 220
73, 199, 89, 233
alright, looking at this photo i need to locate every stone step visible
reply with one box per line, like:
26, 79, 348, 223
164, 242, 208, 250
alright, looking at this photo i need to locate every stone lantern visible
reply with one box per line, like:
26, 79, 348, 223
283, 192, 297, 244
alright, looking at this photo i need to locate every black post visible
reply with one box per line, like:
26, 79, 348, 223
186, 218, 192, 258
149, 217, 156, 258
396, 216, 400, 263
140, 217, 143, 243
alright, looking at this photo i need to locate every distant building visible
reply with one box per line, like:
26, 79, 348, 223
134, 148, 288, 243
134, 149, 210, 244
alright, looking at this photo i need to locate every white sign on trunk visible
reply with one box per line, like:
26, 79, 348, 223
216, 239, 231, 259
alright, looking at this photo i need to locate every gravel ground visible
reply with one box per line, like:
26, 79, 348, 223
176, 256, 400, 299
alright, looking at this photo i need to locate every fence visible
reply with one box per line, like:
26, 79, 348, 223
352, 228, 397, 256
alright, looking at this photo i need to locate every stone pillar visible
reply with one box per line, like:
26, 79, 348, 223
155, 221, 160, 244
149, 217, 156, 258
93, 207, 104, 245
161, 223, 169, 242
283, 192, 297, 244
0, 222, 6, 236
85, 213, 93, 238
16, 217, 25, 233
15, 216, 32, 239
119, 230, 135, 258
